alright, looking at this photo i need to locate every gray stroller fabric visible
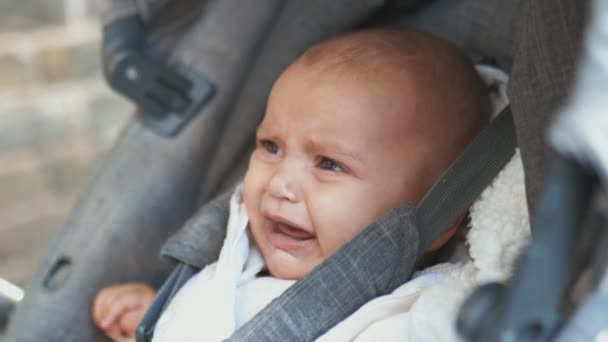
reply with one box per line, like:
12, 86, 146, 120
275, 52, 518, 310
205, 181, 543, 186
161, 191, 230, 268
387, 0, 522, 70
508, 0, 589, 216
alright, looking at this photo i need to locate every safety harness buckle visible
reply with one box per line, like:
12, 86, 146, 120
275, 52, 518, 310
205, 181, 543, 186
102, 15, 213, 137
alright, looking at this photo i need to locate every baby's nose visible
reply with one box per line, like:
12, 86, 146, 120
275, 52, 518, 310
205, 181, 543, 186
268, 167, 300, 202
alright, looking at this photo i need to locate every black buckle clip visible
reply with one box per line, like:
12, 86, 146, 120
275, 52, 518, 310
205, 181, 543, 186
102, 15, 213, 137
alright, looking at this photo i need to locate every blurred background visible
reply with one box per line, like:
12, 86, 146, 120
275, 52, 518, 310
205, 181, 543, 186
0, 0, 131, 287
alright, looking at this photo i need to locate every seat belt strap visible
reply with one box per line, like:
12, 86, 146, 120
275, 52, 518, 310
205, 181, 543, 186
136, 264, 198, 342
416, 106, 518, 253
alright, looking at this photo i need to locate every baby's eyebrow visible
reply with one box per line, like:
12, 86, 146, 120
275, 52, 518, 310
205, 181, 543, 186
255, 125, 272, 137
307, 140, 365, 164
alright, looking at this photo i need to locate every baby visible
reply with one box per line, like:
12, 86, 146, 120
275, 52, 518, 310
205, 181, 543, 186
92, 27, 490, 341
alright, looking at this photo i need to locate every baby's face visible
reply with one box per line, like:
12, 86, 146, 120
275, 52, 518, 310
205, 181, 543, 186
243, 65, 431, 280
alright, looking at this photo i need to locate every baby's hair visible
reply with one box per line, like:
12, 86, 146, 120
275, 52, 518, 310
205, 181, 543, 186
297, 28, 445, 77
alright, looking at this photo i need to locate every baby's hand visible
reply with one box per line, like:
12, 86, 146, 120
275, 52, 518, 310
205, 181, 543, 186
92, 283, 156, 341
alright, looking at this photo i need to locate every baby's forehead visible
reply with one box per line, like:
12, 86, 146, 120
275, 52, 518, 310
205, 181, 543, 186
270, 69, 438, 148
266, 81, 424, 159
271, 28, 488, 153
287, 34, 450, 118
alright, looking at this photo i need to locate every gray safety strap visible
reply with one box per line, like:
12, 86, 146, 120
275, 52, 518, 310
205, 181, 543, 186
230, 204, 420, 342
416, 106, 518, 252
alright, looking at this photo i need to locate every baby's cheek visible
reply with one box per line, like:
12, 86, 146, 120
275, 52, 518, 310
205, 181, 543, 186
248, 217, 266, 250
311, 194, 371, 257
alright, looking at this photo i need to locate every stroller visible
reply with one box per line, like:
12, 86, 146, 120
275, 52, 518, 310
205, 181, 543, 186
3, 0, 604, 341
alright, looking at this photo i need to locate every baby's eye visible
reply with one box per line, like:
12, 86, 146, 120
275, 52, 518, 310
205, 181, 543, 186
259, 139, 280, 155
319, 157, 345, 172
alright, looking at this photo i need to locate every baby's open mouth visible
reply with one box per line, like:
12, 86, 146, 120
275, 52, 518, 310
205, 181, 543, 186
263, 216, 315, 254
271, 221, 314, 240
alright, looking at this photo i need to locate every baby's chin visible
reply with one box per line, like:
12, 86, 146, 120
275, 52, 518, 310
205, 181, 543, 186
263, 248, 320, 280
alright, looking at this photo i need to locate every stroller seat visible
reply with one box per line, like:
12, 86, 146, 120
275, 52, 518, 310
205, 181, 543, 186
2, 0, 589, 341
